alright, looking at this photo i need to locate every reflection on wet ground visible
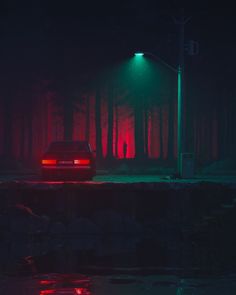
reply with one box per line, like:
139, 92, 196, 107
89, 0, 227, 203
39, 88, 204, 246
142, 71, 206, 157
1, 214, 236, 293
2, 267, 236, 294
1, 183, 236, 294
1, 235, 236, 294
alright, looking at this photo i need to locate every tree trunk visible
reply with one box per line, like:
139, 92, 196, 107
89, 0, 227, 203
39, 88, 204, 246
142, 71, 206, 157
20, 115, 25, 160
217, 91, 226, 160
134, 104, 145, 159
3, 97, 13, 157
167, 96, 174, 162
209, 115, 214, 161
27, 112, 33, 162
63, 100, 74, 141
229, 103, 236, 157
115, 104, 118, 158
95, 86, 103, 161
144, 109, 149, 157
185, 91, 194, 154
150, 109, 156, 157
85, 96, 90, 142
159, 106, 163, 160
106, 82, 114, 159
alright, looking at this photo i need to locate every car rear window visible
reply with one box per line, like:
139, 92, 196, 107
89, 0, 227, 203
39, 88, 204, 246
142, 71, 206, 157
48, 142, 90, 152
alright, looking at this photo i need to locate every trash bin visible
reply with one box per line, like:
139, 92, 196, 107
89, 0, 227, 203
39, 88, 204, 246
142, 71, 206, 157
180, 153, 194, 178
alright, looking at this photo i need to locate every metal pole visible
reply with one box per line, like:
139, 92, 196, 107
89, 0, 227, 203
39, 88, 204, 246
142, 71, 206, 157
177, 65, 183, 175
175, 10, 191, 176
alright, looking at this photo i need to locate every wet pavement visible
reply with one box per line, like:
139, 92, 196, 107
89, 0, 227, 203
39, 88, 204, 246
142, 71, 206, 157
1, 219, 236, 294
0, 172, 236, 184
2, 272, 236, 294
1, 244, 236, 294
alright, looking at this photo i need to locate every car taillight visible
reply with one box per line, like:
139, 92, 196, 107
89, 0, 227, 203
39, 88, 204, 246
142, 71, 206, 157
40, 290, 56, 295
42, 159, 57, 165
74, 159, 90, 165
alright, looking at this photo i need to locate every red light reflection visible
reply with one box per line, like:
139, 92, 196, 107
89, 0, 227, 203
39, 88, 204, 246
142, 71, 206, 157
75, 288, 83, 295
39, 274, 91, 295
40, 288, 90, 295
40, 290, 55, 295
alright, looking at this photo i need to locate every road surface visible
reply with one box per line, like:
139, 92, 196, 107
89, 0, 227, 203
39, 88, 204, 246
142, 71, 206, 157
0, 172, 236, 184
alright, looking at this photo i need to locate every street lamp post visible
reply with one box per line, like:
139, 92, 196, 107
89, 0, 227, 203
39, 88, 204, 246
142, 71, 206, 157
177, 65, 183, 175
134, 52, 183, 176
134, 12, 194, 177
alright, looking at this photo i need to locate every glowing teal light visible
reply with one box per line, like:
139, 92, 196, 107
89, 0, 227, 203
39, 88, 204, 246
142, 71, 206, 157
134, 52, 144, 56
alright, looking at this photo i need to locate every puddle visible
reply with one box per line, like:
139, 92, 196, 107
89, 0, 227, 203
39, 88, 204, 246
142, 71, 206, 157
2, 271, 236, 294
1, 236, 236, 294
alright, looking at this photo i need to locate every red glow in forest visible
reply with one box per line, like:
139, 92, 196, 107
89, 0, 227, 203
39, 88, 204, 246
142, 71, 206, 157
39, 288, 89, 295
0, 68, 219, 164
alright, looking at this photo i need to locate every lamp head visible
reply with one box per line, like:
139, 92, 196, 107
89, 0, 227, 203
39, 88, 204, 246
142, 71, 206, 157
134, 52, 144, 56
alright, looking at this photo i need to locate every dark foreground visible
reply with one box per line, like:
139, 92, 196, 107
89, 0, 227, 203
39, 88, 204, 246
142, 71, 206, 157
1, 177, 236, 294
2, 272, 236, 294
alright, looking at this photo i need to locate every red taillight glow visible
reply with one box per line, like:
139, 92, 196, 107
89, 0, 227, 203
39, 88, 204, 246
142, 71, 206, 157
40, 289, 89, 295
40, 290, 55, 295
42, 159, 57, 165
74, 159, 90, 165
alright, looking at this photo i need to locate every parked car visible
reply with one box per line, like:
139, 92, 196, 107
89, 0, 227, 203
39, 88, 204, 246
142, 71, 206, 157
41, 141, 96, 180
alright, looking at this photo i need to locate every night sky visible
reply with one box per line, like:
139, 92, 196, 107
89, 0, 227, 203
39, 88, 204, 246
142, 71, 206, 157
1, 1, 236, 74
